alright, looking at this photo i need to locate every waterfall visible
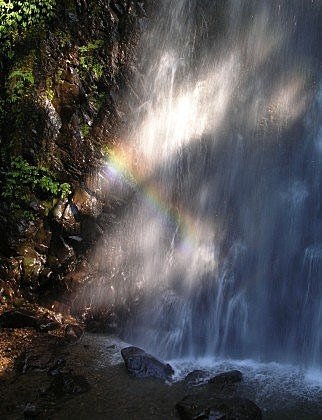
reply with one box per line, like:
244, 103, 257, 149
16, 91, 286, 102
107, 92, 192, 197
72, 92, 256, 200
92, 0, 321, 367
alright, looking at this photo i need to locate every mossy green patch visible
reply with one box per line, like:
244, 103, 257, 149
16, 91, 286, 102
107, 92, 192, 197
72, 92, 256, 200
6, 53, 36, 103
2, 156, 71, 219
79, 39, 104, 79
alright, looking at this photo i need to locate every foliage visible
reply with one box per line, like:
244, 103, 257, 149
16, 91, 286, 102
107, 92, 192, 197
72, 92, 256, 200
0, 0, 56, 58
45, 76, 55, 101
80, 122, 90, 138
79, 40, 104, 79
6, 65, 34, 103
0, 96, 5, 124
2, 156, 71, 217
55, 29, 71, 49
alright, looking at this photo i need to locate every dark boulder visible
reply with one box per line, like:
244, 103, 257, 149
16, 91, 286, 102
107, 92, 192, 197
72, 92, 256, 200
23, 403, 40, 418
208, 370, 243, 386
121, 346, 174, 380
0, 309, 60, 331
176, 395, 262, 420
0, 310, 39, 329
208, 370, 243, 397
184, 370, 209, 386
48, 372, 91, 397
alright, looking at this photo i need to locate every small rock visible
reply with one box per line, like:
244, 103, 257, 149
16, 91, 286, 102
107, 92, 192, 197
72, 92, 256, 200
72, 187, 101, 217
23, 403, 40, 417
64, 323, 84, 342
48, 372, 90, 396
184, 370, 209, 386
176, 395, 262, 420
39, 319, 60, 332
48, 359, 66, 377
121, 346, 174, 380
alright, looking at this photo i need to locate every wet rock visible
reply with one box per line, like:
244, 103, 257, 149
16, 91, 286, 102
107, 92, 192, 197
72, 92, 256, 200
43, 97, 62, 141
176, 395, 262, 420
20, 245, 46, 281
47, 236, 75, 268
7, 219, 39, 252
72, 187, 102, 217
53, 199, 68, 220
52, 200, 80, 234
83, 309, 118, 333
63, 259, 91, 287
64, 323, 84, 342
80, 217, 104, 245
39, 320, 60, 332
0, 309, 60, 331
0, 280, 15, 302
0, 257, 22, 283
29, 199, 46, 215
121, 346, 174, 380
23, 402, 40, 418
0, 310, 39, 329
208, 370, 243, 386
184, 370, 209, 386
33, 224, 52, 255
68, 235, 83, 242
62, 204, 81, 234
48, 358, 66, 377
83, 170, 109, 202
48, 372, 91, 396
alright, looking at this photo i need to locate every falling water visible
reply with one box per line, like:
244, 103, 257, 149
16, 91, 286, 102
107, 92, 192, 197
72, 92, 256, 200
90, 0, 321, 367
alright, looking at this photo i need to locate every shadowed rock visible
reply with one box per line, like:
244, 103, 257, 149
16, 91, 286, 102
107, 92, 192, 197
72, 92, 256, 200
184, 370, 210, 386
121, 346, 174, 380
23, 402, 40, 418
0, 310, 39, 329
176, 395, 262, 420
0, 309, 60, 331
208, 370, 243, 386
48, 372, 91, 397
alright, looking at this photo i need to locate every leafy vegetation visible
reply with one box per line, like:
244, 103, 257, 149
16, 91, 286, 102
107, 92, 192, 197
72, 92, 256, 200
2, 156, 71, 218
45, 76, 55, 101
79, 40, 104, 79
80, 122, 90, 138
0, 0, 56, 58
6, 65, 35, 103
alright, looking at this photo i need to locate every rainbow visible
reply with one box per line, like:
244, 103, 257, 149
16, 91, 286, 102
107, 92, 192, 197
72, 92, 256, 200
102, 145, 201, 252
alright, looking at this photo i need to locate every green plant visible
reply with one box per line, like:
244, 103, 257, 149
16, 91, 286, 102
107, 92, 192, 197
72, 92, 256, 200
45, 76, 55, 100
2, 156, 71, 218
0, 96, 5, 124
55, 29, 71, 49
6, 66, 34, 103
79, 40, 104, 79
80, 123, 90, 138
0, 0, 56, 58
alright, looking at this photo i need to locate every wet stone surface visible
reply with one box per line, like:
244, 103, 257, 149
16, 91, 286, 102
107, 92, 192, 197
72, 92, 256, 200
176, 395, 262, 420
121, 346, 174, 380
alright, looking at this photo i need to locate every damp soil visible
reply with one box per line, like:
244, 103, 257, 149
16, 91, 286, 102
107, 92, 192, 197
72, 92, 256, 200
0, 331, 321, 419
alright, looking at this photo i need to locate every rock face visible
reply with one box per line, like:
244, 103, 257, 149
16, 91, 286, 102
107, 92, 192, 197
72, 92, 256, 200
0, 0, 147, 305
121, 346, 174, 380
176, 395, 262, 420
